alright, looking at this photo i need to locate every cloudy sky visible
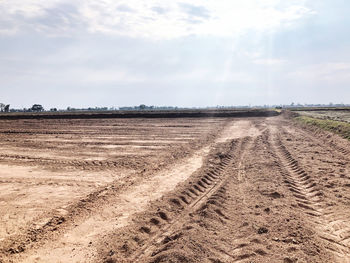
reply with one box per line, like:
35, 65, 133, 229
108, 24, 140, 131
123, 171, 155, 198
1, 0, 349, 109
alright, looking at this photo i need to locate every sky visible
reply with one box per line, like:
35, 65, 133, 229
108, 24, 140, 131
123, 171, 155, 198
0, 0, 349, 109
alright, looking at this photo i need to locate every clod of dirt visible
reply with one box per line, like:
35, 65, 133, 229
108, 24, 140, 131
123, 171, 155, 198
242, 222, 249, 227
56, 217, 65, 224
282, 238, 298, 244
260, 190, 284, 199
257, 227, 269, 234
8, 246, 25, 254
104, 258, 116, 263
284, 257, 297, 263
269, 191, 283, 198
150, 250, 195, 263
255, 249, 267, 255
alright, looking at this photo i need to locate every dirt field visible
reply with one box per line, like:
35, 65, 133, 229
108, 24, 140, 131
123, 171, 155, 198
1, 115, 350, 263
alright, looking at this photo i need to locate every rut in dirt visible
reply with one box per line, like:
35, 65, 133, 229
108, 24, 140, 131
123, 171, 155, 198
107, 122, 334, 263
134, 138, 252, 263
101, 136, 253, 263
269, 125, 350, 263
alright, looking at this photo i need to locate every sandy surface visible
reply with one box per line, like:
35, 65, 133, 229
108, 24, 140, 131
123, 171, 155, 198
1, 116, 350, 263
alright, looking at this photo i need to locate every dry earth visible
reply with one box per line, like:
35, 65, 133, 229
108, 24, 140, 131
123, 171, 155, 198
0, 115, 350, 263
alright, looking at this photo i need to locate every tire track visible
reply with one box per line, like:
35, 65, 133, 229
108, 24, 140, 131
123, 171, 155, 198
110, 137, 252, 263
169, 132, 272, 263
221, 135, 267, 263
0, 178, 98, 188
0, 154, 132, 170
269, 128, 350, 262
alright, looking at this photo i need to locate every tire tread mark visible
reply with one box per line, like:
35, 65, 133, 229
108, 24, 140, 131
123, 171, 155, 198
131, 137, 252, 262
269, 128, 350, 262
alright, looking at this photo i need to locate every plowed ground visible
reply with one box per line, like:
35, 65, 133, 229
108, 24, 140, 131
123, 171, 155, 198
0, 116, 350, 263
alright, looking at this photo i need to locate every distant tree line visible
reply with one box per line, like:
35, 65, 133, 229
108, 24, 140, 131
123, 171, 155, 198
119, 105, 180, 111
2, 102, 350, 114
66, 106, 110, 111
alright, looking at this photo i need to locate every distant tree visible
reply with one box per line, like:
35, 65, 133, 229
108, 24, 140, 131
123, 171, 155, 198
50, 108, 57, 112
4, 104, 10, 112
31, 104, 44, 112
139, 104, 146, 110
0, 103, 5, 112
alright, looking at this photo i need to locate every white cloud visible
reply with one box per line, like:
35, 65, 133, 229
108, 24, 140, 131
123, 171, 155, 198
288, 63, 350, 82
1, 0, 60, 18
0, 0, 315, 39
253, 58, 286, 65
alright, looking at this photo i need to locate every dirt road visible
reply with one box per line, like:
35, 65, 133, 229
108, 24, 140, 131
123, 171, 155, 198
1, 116, 350, 262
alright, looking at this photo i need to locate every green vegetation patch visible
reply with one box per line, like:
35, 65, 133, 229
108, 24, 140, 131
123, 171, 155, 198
295, 116, 350, 141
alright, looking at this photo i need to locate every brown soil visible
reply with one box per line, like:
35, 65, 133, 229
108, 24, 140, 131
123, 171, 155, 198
0, 116, 349, 263
0, 109, 279, 120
